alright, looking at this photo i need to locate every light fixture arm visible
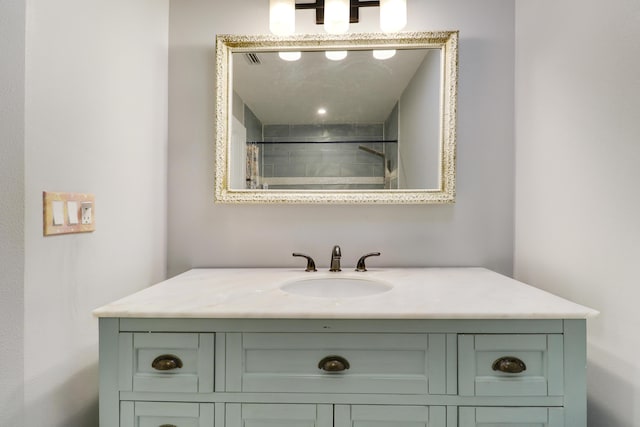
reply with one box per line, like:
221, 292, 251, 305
295, 0, 380, 25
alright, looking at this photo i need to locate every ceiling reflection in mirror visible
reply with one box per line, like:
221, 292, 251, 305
215, 32, 458, 204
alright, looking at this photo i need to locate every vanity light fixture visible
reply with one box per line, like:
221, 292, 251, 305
379, 0, 406, 33
270, 0, 407, 35
269, 0, 296, 35
324, 0, 350, 34
325, 50, 348, 60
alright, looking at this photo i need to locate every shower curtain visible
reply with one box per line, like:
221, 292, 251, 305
246, 143, 260, 189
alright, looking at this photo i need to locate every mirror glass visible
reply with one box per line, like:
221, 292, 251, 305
215, 32, 458, 204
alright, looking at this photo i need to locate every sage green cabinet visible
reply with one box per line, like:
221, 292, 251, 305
99, 318, 587, 427
224, 403, 445, 427
120, 401, 214, 427
458, 407, 564, 427
224, 403, 331, 427
336, 404, 446, 427
458, 334, 564, 397
118, 332, 215, 394
225, 332, 446, 394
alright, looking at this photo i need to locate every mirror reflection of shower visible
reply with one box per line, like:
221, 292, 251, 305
231, 46, 442, 191
357, 145, 395, 189
244, 137, 398, 191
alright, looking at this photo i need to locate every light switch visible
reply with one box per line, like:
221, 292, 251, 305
52, 201, 65, 225
67, 201, 79, 225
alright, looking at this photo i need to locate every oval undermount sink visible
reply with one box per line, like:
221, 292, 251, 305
281, 277, 393, 298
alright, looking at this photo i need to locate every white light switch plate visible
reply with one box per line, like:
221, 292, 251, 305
43, 192, 95, 236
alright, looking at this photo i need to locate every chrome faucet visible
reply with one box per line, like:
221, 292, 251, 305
329, 245, 342, 272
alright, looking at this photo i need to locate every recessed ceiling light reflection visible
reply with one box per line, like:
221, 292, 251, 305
317, 108, 327, 115
325, 50, 348, 61
278, 51, 302, 61
373, 49, 396, 60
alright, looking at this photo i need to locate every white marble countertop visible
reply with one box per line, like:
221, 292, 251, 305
93, 268, 598, 319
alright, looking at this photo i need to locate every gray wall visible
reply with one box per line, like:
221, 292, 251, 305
0, 0, 26, 425
399, 50, 441, 189
15, 1, 170, 426
514, 0, 640, 425
168, 0, 516, 276
244, 105, 263, 143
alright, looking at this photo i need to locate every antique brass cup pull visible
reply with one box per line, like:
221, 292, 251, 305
152, 354, 183, 371
318, 355, 350, 372
492, 356, 526, 374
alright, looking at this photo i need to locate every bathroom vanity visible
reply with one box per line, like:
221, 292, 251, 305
94, 268, 597, 427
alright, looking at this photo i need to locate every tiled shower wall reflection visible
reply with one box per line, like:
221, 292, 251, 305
255, 124, 395, 190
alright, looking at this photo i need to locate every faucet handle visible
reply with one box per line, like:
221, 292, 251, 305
292, 253, 317, 272
355, 252, 381, 272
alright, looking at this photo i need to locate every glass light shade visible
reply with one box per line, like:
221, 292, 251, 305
269, 0, 295, 35
373, 49, 397, 60
325, 50, 348, 61
324, 0, 350, 34
278, 51, 302, 61
380, 0, 407, 33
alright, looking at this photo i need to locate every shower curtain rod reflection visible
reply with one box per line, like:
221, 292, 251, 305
247, 140, 398, 145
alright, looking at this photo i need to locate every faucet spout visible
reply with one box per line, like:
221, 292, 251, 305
329, 245, 342, 272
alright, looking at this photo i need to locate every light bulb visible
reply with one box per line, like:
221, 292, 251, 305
269, 0, 295, 35
278, 51, 302, 61
324, 0, 350, 34
373, 49, 396, 60
380, 0, 407, 33
325, 50, 348, 61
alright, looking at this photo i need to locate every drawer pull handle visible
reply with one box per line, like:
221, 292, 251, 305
152, 354, 183, 371
318, 355, 350, 372
492, 356, 527, 374
159, 425, 177, 427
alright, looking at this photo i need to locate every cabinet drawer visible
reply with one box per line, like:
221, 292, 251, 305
119, 332, 214, 393
338, 404, 447, 426
458, 407, 564, 426
226, 333, 447, 394
120, 401, 214, 427
458, 334, 564, 397
225, 403, 333, 427
225, 404, 447, 427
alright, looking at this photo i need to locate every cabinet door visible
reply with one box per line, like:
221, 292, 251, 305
120, 401, 214, 427
458, 407, 564, 427
224, 403, 332, 427
335, 405, 447, 427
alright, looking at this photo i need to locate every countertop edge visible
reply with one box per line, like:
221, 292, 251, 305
92, 267, 599, 319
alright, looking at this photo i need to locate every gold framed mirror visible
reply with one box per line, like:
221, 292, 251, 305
215, 31, 457, 204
